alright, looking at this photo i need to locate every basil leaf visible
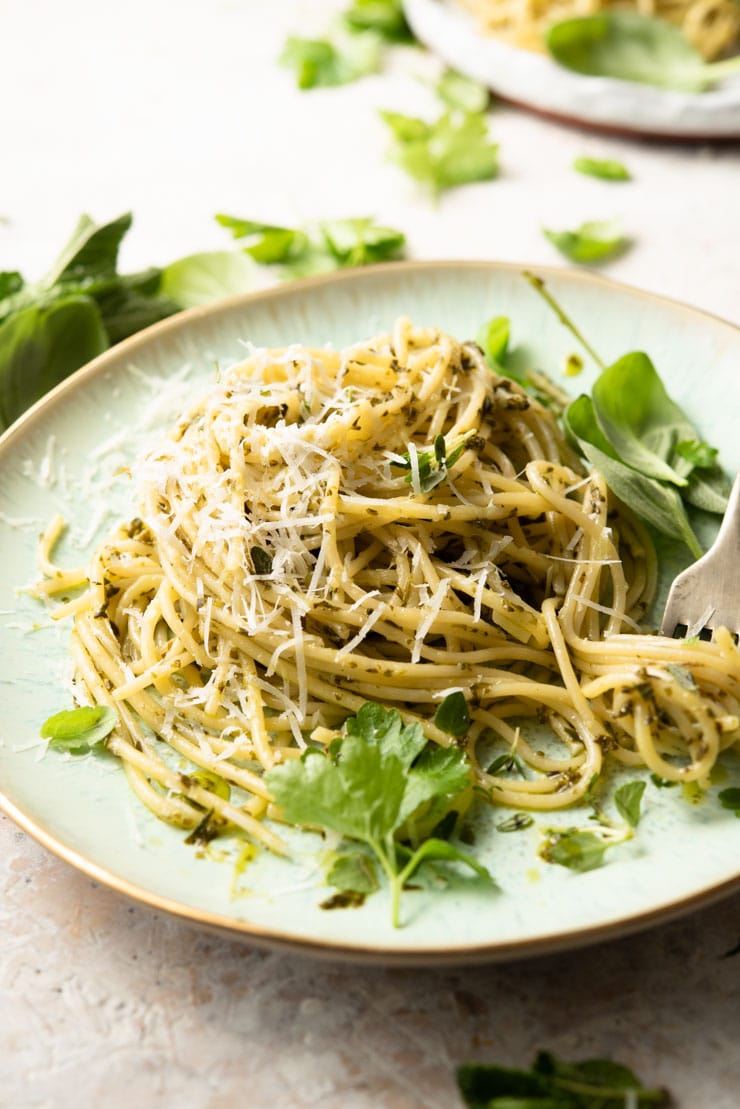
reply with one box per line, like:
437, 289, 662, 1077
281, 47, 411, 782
563, 394, 703, 557
591, 351, 695, 486
614, 780, 646, 828
477, 315, 510, 367
0, 295, 108, 431
547, 11, 740, 92
434, 691, 470, 737
41, 705, 118, 750
544, 220, 628, 265
160, 251, 258, 308
573, 156, 631, 182
42, 212, 133, 287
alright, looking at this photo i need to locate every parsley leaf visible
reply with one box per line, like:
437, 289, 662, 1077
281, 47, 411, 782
436, 69, 489, 113
265, 703, 488, 925
544, 219, 629, 264
379, 109, 499, 195
573, 156, 631, 181
280, 31, 381, 89
41, 705, 118, 751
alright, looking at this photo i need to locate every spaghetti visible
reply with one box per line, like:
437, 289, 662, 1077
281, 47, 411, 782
37, 320, 740, 849
459, 0, 740, 61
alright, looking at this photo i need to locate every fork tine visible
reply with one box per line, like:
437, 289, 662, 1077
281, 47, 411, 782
660, 472, 740, 640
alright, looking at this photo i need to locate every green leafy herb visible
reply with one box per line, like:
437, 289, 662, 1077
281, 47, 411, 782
41, 705, 118, 751
573, 156, 631, 181
457, 1049, 669, 1107
343, 0, 415, 42
522, 272, 728, 554
540, 828, 611, 872
496, 812, 534, 833
250, 546, 273, 575
327, 848, 379, 894
436, 69, 489, 112
614, 780, 646, 828
215, 213, 406, 276
717, 787, 740, 817
265, 702, 488, 925
650, 773, 677, 789
665, 663, 697, 691
434, 691, 470, 737
547, 11, 740, 92
476, 315, 510, 367
544, 220, 628, 265
487, 752, 526, 777
160, 251, 258, 308
392, 433, 471, 493
379, 108, 499, 195
280, 31, 380, 89
0, 213, 179, 431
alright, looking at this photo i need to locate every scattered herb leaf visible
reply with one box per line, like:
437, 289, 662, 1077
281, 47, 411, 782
496, 812, 534, 833
41, 705, 118, 751
280, 31, 381, 89
436, 69, 489, 112
614, 780, 646, 828
457, 1049, 669, 1107
343, 0, 415, 42
666, 663, 697, 691
434, 691, 470, 737
544, 219, 628, 265
379, 108, 499, 195
540, 828, 616, 872
573, 156, 631, 181
476, 315, 510, 367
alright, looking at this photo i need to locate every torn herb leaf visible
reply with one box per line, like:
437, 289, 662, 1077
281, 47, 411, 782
540, 828, 611, 872
343, 0, 415, 43
436, 69, 489, 113
434, 691, 470, 737
487, 753, 526, 777
614, 780, 646, 828
476, 315, 510, 368
458, 1049, 668, 1107
379, 108, 499, 195
717, 787, 740, 817
496, 812, 534, 833
280, 31, 380, 89
544, 220, 628, 265
250, 546, 273, 575
41, 705, 118, 751
327, 849, 379, 894
573, 156, 631, 181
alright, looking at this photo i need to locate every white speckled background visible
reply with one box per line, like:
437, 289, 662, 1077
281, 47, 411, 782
1, 1, 739, 1105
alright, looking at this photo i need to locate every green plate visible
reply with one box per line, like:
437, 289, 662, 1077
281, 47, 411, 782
1, 262, 738, 964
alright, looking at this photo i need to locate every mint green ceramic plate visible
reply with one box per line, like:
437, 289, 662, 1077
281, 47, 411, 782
1, 262, 739, 964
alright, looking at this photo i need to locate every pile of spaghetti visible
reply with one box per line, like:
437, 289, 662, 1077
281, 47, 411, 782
38, 319, 740, 849
459, 0, 740, 60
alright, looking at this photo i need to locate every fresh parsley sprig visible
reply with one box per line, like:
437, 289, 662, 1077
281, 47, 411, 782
265, 703, 491, 926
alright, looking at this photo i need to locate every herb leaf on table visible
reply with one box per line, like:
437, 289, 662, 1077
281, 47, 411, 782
573, 156, 631, 181
544, 220, 628, 265
280, 31, 381, 89
343, 0, 415, 43
379, 108, 499, 195
457, 1049, 669, 1107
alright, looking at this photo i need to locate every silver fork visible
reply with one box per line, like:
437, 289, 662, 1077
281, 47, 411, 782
660, 472, 740, 641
